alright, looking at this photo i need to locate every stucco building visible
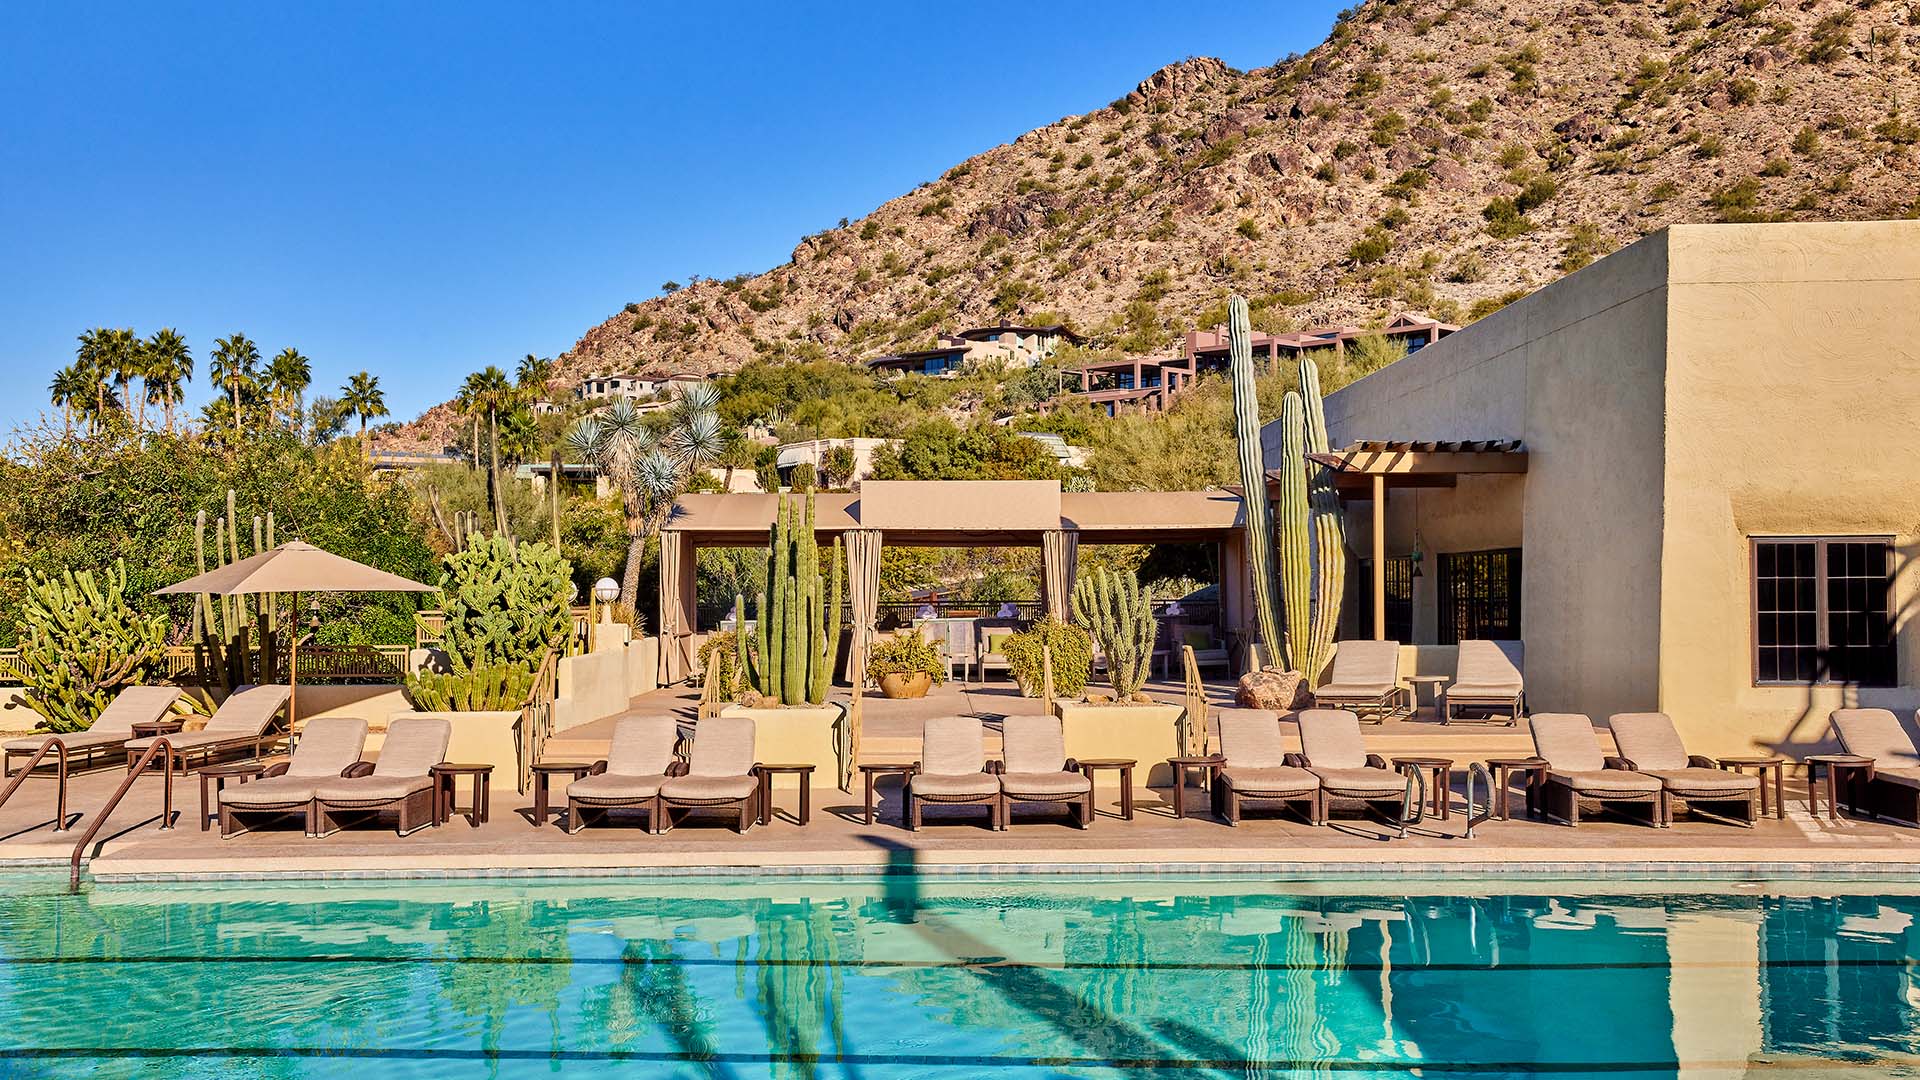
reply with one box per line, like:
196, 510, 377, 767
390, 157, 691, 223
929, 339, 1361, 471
1280, 220, 1920, 757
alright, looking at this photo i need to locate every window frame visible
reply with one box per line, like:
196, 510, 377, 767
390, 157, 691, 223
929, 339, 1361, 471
1436, 547, 1523, 646
1748, 534, 1897, 688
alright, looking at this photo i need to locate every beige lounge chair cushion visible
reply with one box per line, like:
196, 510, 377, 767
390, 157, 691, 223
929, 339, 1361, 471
921, 717, 986, 776
1220, 766, 1319, 797
1530, 713, 1606, 772
1831, 709, 1920, 768
4, 685, 184, 752
1309, 767, 1406, 798
910, 772, 1000, 798
567, 771, 667, 802
315, 774, 435, 804
1646, 768, 1759, 797
687, 716, 755, 777
608, 716, 679, 776
373, 718, 449, 777
1298, 709, 1369, 770
661, 774, 759, 802
126, 684, 291, 753
1316, 640, 1400, 697
282, 717, 369, 777
1608, 713, 1689, 771
1000, 771, 1092, 797
1001, 715, 1068, 774
221, 775, 324, 807
1548, 770, 1662, 797
1218, 713, 1288, 769
1448, 640, 1524, 696
1875, 768, 1920, 790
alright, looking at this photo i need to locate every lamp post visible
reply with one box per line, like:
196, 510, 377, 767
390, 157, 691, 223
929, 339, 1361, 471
591, 577, 620, 652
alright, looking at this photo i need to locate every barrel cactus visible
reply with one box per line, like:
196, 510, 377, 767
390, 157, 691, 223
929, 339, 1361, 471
745, 491, 841, 706
16, 559, 169, 733
1073, 567, 1154, 703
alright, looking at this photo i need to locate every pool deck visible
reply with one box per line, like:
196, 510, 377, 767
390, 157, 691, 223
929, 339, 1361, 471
3, 678, 1914, 883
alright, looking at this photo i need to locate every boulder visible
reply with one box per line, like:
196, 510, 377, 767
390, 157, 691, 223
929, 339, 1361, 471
1236, 667, 1309, 711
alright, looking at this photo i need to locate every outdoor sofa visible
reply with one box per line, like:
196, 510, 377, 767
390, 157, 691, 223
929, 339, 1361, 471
1607, 712, 1759, 826
313, 717, 451, 837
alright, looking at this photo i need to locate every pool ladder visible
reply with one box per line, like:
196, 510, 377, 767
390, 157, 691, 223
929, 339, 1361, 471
68, 738, 175, 892
1461, 761, 1494, 839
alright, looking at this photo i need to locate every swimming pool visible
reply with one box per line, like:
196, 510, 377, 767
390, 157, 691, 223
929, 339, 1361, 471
0, 874, 1914, 1077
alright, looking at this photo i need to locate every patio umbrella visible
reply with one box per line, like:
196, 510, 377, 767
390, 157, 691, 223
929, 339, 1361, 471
155, 541, 437, 725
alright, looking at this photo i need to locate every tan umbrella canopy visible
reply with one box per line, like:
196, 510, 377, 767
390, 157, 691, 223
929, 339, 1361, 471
156, 541, 437, 724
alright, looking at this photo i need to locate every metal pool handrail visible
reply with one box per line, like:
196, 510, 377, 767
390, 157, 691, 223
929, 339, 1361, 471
0, 737, 69, 832
1462, 761, 1493, 839
69, 737, 175, 893
1397, 767, 1426, 838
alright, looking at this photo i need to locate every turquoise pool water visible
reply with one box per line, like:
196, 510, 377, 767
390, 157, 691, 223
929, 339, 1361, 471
0, 875, 1914, 1077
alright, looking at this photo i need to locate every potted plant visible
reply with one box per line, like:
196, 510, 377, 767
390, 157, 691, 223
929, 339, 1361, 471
865, 629, 945, 699
1000, 617, 1092, 699
1058, 567, 1185, 794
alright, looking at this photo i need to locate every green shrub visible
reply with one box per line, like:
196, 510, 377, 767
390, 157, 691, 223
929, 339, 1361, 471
864, 628, 946, 685
1347, 226, 1394, 263
1236, 218, 1263, 240
1001, 617, 1093, 698
1481, 197, 1532, 238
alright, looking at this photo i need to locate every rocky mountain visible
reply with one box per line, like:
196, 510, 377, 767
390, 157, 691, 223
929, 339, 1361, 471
398, 0, 1919, 446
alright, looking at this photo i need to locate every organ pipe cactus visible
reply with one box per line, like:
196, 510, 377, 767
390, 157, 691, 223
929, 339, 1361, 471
1072, 567, 1154, 702
1297, 350, 1347, 682
192, 489, 278, 693
1275, 393, 1313, 672
1228, 295, 1286, 666
749, 491, 840, 706
16, 559, 169, 733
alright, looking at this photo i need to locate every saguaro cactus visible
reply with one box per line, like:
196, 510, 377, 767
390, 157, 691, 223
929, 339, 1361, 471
1297, 350, 1347, 682
17, 559, 169, 733
1073, 567, 1154, 703
749, 491, 840, 706
1228, 295, 1286, 665
1275, 393, 1313, 673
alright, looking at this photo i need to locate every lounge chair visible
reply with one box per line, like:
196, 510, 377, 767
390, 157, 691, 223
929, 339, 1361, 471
4, 685, 183, 773
659, 715, 761, 832
978, 624, 1018, 682
1313, 641, 1406, 721
1442, 640, 1525, 725
1831, 708, 1920, 824
1293, 708, 1413, 835
564, 715, 681, 834
905, 716, 1002, 830
216, 716, 367, 838
1213, 712, 1321, 825
1530, 712, 1666, 827
998, 714, 1093, 829
125, 684, 292, 771
312, 718, 451, 838
1607, 713, 1759, 826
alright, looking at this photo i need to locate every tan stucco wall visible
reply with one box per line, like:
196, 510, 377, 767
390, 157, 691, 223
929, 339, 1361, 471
1656, 222, 1920, 757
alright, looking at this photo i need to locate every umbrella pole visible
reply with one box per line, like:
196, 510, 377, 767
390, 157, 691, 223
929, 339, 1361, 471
289, 591, 298, 733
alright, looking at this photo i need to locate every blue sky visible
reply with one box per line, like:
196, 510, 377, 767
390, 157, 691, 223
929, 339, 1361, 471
0, 1, 1344, 433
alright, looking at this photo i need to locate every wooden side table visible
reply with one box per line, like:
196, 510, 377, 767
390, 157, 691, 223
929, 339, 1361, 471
858, 763, 917, 826
431, 763, 494, 826
1484, 757, 1547, 820
1166, 755, 1224, 819
530, 761, 592, 827
1392, 756, 1454, 820
1805, 754, 1875, 822
1406, 675, 1450, 714
756, 763, 816, 826
1077, 758, 1136, 820
198, 761, 266, 832
1715, 756, 1787, 820
132, 718, 187, 739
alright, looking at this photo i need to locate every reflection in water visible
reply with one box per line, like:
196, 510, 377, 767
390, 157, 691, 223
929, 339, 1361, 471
0, 877, 1913, 1077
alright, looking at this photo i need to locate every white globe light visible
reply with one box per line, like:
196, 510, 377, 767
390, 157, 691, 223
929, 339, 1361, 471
592, 578, 621, 603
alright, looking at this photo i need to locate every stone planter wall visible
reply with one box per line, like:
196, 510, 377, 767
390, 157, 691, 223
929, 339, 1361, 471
1055, 701, 1186, 793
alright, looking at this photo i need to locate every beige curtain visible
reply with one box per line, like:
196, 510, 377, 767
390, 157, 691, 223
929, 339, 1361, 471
1042, 529, 1080, 620
657, 531, 692, 684
844, 529, 883, 686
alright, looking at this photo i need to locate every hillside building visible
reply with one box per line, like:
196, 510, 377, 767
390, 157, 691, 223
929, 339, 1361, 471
867, 323, 1081, 377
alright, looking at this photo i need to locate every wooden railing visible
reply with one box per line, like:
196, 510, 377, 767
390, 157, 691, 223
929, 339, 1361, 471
516, 646, 562, 794
2, 644, 411, 687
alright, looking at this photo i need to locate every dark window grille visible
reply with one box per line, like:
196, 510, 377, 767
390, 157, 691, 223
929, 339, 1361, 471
1438, 549, 1522, 644
1357, 557, 1414, 642
1752, 537, 1894, 687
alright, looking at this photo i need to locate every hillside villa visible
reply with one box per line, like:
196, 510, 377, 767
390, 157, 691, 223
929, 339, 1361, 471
867, 322, 1081, 377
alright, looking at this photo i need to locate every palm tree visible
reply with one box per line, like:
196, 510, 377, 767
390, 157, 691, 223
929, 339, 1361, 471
342, 372, 388, 438
74, 328, 119, 428
266, 348, 313, 431
459, 366, 517, 533
209, 333, 261, 435
143, 328, 192, 434
515, 354, 555, 395
48, 363, 91, 437
567, 387, 725, 605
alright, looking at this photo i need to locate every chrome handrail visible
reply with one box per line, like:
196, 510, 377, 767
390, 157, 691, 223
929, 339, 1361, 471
1398, 767, 1426, 838
68, 737, 175, 893
1462, 761, 1494, 839
0, 737, 69, 833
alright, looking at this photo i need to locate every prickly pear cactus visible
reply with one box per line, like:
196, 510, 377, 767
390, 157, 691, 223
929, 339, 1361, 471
16, 559, 169, 733
1072, 567, 1154, 702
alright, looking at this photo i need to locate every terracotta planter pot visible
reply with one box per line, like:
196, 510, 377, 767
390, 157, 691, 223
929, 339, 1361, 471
878, 671, 934, 699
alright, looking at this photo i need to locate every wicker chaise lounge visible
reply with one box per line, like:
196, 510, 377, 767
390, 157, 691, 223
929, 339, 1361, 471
1530, 712, 1666, 827
217, 717, 367, 838
1607, 713, 1759, 826
4, 685, 184, 774
312, 718, 451, 838
1293, 708, 1414, 835
906, 716, 1002, 830
1213, 713, 1321, 826
125, 684, 292, 771
1312, 641, 1406, 722
1442, 640, 1525, 725
1831, 708, 1920, 824
565, 715, 682, 834
999, 715, 1094, 829
659, 715, 761, 832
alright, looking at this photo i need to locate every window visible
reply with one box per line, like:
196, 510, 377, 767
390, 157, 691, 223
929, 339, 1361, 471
1438, 548, 1521, 644
1358, 556, 1414, 642
1752, 537, 1895, 687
